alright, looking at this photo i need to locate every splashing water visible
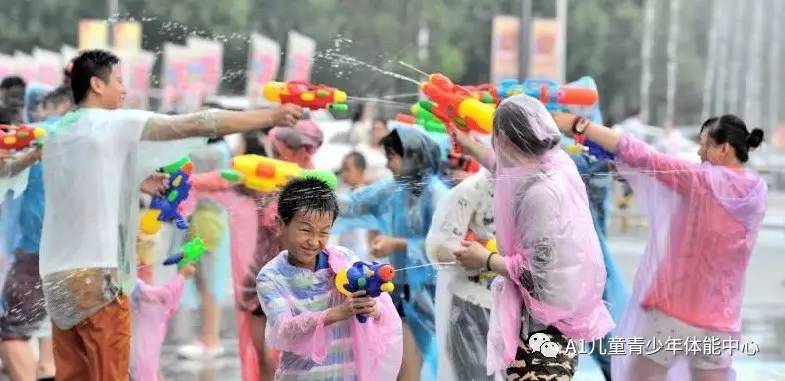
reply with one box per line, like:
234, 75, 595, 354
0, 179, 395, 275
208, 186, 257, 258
398, 61, 429, 78
316, 50, 421, 85
347, 96, 412, 109
395, 262, 457, 272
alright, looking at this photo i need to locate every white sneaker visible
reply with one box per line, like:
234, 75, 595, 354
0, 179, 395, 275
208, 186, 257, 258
176, 342, 225, 360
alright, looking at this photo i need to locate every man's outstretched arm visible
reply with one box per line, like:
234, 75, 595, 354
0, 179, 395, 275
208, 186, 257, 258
141, 104, 302, 141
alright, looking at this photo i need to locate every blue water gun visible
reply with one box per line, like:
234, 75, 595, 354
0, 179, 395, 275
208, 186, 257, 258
334, 261, 396, 323
139, 157, 194, 235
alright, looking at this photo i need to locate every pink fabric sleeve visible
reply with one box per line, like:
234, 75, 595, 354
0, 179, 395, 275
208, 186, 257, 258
256, 272, 331, 363
190, 170, 232, 191
327, 246, 403, 381
350, 292, 404, 381
137, 275, 185, 313
617, 133, 707, 194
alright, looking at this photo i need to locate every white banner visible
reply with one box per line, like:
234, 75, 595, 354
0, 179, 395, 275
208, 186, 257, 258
13, 52, 36, 84
0, 55, 14, 80
246, 33, 281, 107
283, 30, 316, 82
187, 37, 223, 97
33, 48, 63, 87
119, 50, 156, 109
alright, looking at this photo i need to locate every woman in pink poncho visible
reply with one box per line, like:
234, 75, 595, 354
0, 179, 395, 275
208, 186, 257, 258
553, 112, 767, 381
454, 95, 614, 380
186, 120, 325, 381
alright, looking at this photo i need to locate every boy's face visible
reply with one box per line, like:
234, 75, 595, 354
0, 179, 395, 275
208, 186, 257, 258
340, 157, 364, 188
385, 150, 402, 177
278, 209, 334, 267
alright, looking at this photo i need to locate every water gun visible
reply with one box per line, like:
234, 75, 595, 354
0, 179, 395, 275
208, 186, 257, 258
220, 154, 338, 193
162, 238, 207, 266
0, 125, 47, 151
334, 261, 396, 323
263, 81, 348, 112
523, 77, 613, 160
139, 157, 194, 235
394, 104, 447, 135
521, 78, 598, 112
419, 73, 495, 134
447, 152, 481, 173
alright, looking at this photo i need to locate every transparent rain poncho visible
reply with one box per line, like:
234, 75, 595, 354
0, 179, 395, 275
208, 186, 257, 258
485, 95, 614, 374
610, 132, 767, 381
332, 125, 448, 378
179, 141, 233, 307
39, 108, 222, 329
425, 167, 497, 380
256, 245, 402, 381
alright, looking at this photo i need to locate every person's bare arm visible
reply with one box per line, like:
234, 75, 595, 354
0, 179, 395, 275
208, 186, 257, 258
0, 149, 41, 178
140, 104, 302, 141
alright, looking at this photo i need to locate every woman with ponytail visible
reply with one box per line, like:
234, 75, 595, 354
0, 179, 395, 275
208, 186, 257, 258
552, 112, 767, 381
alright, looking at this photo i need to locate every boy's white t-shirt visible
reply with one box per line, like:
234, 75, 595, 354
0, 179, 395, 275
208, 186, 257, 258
39, 108, 205, 278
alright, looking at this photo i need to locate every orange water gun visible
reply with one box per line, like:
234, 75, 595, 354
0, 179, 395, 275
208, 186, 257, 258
263, 81, 349, 112
0, 125, 46, 151
419, 73, 496, 135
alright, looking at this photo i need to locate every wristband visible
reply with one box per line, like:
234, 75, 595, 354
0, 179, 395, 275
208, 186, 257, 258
485, 251, 498, 272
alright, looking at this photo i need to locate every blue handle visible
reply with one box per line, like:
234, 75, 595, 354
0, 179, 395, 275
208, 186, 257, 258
163, 253, 184, 266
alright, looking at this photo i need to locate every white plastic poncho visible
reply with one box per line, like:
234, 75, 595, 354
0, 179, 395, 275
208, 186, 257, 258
426, 167, 497, 380
40, 108, 207, 329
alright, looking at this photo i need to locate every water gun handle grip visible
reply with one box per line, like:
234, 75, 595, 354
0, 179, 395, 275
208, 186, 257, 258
163, 253, 184, 266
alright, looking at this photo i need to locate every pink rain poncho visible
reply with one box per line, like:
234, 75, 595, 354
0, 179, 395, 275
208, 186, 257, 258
256, 245, 402, 381
185, 172, 277, 381
485, 95, 614, 374
611, 133, 767, 380
130, 275, 185, 381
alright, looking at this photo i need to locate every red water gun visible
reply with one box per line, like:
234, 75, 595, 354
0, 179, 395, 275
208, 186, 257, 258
419, 73, 495, 135
0, 125, 47, 151
263, 81, 349, 112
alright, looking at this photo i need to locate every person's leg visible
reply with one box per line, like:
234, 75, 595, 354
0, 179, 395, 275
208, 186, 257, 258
36, 337, 55, 379
194, 261, 221, 349
692, 368, 733, 381
629, 356, 669, 381
77, 296, 131, 381
51, 321, 90, 381
0, 340, 36, 381
0, 254, 48, 381
249, 312, 276, 380
397, 323, 422, 381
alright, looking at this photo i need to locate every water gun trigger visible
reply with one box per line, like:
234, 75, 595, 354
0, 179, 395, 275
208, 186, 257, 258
334, 269, 353, 297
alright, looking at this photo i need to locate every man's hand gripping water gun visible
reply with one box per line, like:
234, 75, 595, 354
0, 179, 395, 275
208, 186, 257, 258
139, 157, 194, 235
334, 261, 395, 323
263, 81, 349, 112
